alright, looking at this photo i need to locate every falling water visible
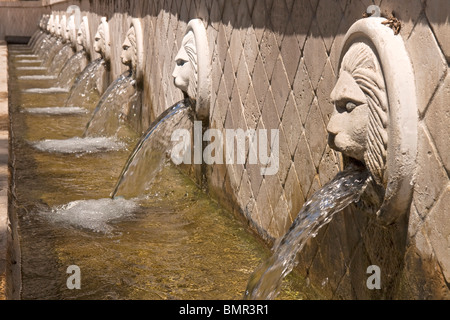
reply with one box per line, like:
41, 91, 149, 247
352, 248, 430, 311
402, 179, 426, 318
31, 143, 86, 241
83, 71, 138, 138
32, 32, 51, 52
56, 50, 89, 89
27, 29, 42, 49
244, 164, 371, 300
47, 43, 74, 75
40, 38, 63, 67
35, 35, 56, 58
36, 36, 59, 63
64, 58, 107, 111
111, 99, 193, 199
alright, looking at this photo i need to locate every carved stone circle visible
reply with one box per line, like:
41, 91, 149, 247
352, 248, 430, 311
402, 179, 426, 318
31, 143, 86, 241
327, 17, 418, 225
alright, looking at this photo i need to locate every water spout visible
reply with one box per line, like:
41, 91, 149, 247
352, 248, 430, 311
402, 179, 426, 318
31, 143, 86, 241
244, 164, 371, 300
111, 99, 194, 199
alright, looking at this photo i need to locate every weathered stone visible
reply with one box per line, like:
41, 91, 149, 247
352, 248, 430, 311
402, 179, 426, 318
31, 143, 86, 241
425, 185, 450, 283
406, 15, 447, 116
425, 73, 450, 175
413, 124, 448, 218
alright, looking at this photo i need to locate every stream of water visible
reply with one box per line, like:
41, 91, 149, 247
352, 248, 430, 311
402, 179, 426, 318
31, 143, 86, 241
244, 164, 370, 299
112, 99, 193, 199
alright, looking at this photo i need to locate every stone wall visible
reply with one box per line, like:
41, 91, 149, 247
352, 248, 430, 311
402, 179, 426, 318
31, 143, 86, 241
9, 0, 450, 299
0, 1, 48, 40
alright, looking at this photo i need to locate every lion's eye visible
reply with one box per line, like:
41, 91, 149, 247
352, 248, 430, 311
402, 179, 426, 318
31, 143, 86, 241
345, 101, 357, 112
176, 59, 187, 67
335, 100, 359, 113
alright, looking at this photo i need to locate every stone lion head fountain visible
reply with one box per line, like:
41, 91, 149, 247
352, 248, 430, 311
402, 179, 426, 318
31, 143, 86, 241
65, 14, 78, 49
93, 17, 111, 63
172, 19, 211, 121
327, 16, 418, 225
120, 18, 144, 84
56, 14, 66, 40
46, 14, 54, 34
76, 16, 91, 55
51, 14, 60, 37
39, 14, 49, 31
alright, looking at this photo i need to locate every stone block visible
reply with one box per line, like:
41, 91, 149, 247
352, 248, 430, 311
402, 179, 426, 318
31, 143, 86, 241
280, 92, 302, 156
268, 192, 292, 238
316, 0, 344, 52
318, 145, 340, 186
304, 97, 328, 169
229, 29, 242, 74
264, 172, 284, 215
237, 168, 254, 210
223, 50, 236, 99
316, 58, 336, 124
255, 179, 274, 234
270, 55, 291, 118
251, 53, 270, 110
293, 60, 314, 123
425, 184, 450, 282
242, 27, 259, 75
242, 85, 261, 131
235, 53, 251, 105
260, 89, 280, 131
280, 34, 302, 85
290, 0, 314, 50
413, 124, 448, 218
283, 162, 305, 222
426, 0, 450, 63
425, 73, 450, 175
406, 15, 447, 116
302, 19, 329, 89
259, 29, 279, 80
293, 132, 316, 197
211, 75, 230, 130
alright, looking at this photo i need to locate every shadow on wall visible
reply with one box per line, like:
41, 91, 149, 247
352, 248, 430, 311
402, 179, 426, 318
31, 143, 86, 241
86, 0, 447, 35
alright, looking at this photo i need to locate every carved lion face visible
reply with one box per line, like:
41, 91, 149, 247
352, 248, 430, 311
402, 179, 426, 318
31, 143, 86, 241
93, 26, 105, 55
121, 26, 137, 71
94, 18, 111, 61
76, 18, 85, 47
327, 42, 388, 185
172, 30, 197, 99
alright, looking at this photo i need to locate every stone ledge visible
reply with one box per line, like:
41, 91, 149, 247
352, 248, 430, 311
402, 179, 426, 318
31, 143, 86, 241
0, 44, 8, 300
0, 1, 44, 8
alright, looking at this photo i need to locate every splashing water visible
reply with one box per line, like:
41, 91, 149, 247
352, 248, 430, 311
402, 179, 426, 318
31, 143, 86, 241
83, 71, 138, 138
111, 99, 193, 199
47, 43, 74, 75
64, 58, 108, 111
16, 66, 47, 71
22, 87, 69, 94
22, 106, 87, 115
18, 75, 57, 81
244, 164, 371, 300
56, 50, 89, 89
39, 38, 63, 67
41, 198, 139, 234
32, 136, 126, 154
14, 54, 39, 58
16, 59, 43, 64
